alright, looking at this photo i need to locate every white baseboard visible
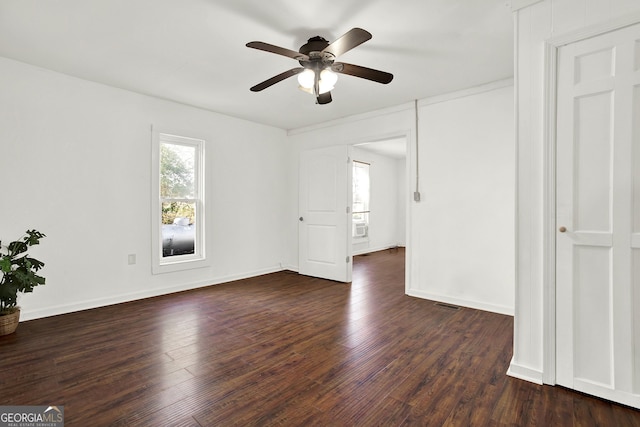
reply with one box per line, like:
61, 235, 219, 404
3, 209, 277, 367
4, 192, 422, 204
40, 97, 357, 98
281, 264, 299, 272
507, 358, 544, 385
353, 244, 405, 256
406, 288, 514, 316
20, 265, 284, 321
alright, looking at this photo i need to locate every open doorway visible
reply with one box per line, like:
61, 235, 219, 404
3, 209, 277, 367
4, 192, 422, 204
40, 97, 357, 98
351, 137, 407, 256
297, 136, 408, 285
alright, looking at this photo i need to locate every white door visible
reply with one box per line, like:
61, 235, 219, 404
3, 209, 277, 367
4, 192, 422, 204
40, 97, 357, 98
299, 146, 352, 282
556, 22, 640, 409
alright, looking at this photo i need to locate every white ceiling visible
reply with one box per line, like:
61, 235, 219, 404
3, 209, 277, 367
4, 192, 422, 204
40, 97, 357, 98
0, 0, 514, 131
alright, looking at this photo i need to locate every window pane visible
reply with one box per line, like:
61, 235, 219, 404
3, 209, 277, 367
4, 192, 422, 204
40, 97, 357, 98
162, 201, 195, 257
161, 143, 196, 198
353, 161, 370, 212
352, 161, 370, 239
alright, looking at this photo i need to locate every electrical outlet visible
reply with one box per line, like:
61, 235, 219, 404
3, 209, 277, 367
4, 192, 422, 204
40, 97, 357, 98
127, 254, 136, 265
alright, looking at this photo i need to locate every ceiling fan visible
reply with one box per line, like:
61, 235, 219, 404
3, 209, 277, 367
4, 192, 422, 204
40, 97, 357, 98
246, 28, 393, 105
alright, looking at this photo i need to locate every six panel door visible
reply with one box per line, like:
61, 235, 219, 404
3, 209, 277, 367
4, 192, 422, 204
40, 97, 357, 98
555, 22, 640, 409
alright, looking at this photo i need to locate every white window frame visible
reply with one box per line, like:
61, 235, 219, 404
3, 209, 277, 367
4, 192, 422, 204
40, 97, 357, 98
151, 129, 208, 274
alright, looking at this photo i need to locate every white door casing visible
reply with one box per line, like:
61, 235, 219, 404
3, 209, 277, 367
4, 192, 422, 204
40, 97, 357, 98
299, 146, 352, 283
555, 22, 640, 408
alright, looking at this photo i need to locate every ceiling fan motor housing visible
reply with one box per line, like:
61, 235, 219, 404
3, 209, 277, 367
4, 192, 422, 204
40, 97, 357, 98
298, 36, 335, 70
299, 36, 329, 55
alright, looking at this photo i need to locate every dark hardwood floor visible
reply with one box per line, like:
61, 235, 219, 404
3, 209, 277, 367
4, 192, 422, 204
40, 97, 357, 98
1, 248, 638, 426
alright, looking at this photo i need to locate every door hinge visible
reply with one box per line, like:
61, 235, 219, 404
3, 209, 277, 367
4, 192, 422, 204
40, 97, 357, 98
346, 256, 350, 263
346, 206, 351, 214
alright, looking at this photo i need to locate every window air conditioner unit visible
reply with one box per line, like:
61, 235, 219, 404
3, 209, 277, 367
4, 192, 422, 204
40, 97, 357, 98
354, 222, 367, 237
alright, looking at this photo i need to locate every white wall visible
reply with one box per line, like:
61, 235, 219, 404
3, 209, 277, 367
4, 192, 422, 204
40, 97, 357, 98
408, 84, 515, 315
510, 0, 640, 384
287, 80, 515, 315
0, 55, 515, 323
0, 57, 290, 321
351, 146, 405, 255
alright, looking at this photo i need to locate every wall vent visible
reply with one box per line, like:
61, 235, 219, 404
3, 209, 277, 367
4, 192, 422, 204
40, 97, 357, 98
434, 302, 460, 310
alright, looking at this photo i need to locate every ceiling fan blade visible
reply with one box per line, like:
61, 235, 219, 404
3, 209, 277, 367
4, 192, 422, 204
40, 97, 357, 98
332, 62, 393, 84
246, 41, 309, 61
322, 28, 372, 57
250, 67, 305, 92
317, 91, 332, 105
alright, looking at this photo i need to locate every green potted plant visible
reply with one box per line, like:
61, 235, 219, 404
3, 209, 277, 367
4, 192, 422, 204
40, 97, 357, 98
0, 229, 46, 335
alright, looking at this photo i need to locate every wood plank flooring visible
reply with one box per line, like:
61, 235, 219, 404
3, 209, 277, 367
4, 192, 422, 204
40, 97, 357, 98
1, 248, 638, 426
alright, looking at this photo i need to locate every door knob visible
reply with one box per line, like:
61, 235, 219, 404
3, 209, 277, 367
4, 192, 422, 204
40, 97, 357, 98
559, 226, 567, 233
299, 217, 304, 222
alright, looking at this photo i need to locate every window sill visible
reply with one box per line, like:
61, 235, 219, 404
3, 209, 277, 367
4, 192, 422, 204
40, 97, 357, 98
153, 256, 210, 275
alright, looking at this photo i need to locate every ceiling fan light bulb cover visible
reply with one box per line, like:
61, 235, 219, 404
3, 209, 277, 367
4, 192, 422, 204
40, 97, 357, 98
320, 69, 338, 86
318, 83, 334, 94
318, 70, 337, 94
297, 69, 315, 89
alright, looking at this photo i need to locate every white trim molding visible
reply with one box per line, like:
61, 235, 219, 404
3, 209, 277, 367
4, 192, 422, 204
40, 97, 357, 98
511, 0, 544, 13
507, 358, 544, 384
547, 12, 640, 48
418, 78, 513, 108
407, 289, 514, 317
542, 40, 558, 386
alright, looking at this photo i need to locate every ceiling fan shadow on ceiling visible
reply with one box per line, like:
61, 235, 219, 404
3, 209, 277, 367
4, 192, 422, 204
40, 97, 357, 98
246, 28, 393, 105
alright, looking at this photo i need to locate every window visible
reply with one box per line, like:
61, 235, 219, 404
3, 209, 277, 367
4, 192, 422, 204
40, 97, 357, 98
152, 131, 207, 274
352, 161, 370, 239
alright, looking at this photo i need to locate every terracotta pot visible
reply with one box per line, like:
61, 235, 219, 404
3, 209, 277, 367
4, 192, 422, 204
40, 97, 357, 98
0, 309, 20, 335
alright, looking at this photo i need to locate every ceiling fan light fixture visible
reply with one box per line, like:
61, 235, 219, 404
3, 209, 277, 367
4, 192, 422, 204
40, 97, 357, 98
319, 69, 338, 94
297, 69, 315, 89
297, 68, 338, 95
